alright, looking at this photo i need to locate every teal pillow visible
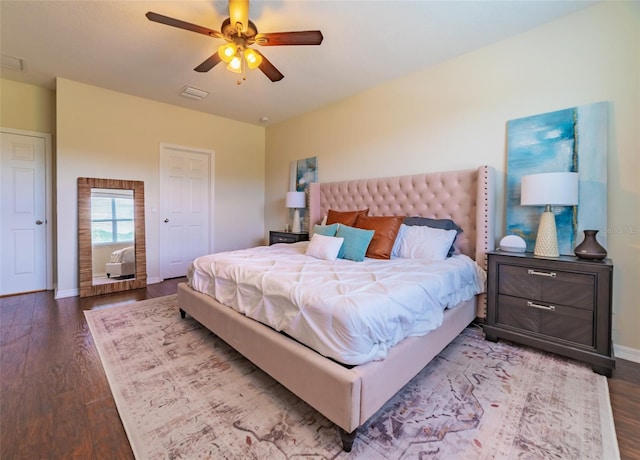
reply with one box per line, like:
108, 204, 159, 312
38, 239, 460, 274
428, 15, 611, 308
313, 223, 339, 237
335, 225, 375, 262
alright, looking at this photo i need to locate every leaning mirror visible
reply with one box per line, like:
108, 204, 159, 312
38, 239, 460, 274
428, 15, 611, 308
78, 177, 147, 297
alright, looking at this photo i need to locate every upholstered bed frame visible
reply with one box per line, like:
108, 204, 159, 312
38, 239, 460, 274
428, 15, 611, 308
177, 165, 495, 451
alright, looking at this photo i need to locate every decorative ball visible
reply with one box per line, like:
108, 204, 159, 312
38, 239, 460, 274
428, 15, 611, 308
499, 235, 526, 253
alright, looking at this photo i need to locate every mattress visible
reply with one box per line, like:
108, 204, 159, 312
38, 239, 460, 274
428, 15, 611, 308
188, 242, 485, 365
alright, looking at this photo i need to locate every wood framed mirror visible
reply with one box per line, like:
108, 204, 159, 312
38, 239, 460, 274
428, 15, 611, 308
78, 177, 147, 297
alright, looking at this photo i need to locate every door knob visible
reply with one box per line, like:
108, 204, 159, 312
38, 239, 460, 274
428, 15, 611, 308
35, 220, 43, 225
164, 218, 169, 223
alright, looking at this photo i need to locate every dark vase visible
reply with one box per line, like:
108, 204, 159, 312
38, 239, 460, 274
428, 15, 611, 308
574, 230, 607, 260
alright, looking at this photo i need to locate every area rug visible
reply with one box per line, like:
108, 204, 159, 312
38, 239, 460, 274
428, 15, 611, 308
85, 295, 620, 459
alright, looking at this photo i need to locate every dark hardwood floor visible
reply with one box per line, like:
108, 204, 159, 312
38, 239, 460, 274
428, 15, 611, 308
1, 278, 639, 459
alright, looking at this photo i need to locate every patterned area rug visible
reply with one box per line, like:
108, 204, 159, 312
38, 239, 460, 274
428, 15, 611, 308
85, 295, 619, 459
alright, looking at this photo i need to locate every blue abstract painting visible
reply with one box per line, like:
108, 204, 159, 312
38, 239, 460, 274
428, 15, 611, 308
506, 102, 608, 255
293, 156, 317, 232
296, 156, 317, 192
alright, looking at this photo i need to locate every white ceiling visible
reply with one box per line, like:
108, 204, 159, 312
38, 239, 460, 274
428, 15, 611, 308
1, 1, 596, 126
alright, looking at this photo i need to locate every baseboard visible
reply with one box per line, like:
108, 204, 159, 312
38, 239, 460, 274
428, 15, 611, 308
614, 343, 640, 364
55, 288, 79, 299
54, 278, 163, 297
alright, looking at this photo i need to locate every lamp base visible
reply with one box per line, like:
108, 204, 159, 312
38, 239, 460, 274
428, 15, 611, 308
292, 209, 301, 233
534, 208, 559, 257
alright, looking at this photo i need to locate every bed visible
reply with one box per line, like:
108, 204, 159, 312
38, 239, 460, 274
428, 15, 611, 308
177, 165, 495, 451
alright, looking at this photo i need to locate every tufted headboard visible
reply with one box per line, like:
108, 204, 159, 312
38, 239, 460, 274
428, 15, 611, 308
309, 166, 495, 316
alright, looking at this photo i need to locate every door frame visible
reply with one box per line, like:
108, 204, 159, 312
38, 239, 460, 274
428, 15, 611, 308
0, 127, 53, 291
158, 143, 215, 280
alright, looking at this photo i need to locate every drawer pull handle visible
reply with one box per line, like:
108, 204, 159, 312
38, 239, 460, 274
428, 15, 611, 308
527, 301, 556, 312
527, 269, 556, 278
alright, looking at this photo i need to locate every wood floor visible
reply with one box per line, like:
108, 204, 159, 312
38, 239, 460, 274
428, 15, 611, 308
1, 278, 639, 459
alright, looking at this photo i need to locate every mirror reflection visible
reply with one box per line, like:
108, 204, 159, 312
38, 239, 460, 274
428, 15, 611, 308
90, 188, 136, 285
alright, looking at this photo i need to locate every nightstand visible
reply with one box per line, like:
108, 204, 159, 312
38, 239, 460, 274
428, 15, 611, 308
484, 250, 615, 376
269, 231, 309, 245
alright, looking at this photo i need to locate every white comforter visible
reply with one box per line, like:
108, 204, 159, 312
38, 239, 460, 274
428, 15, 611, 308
188, 242, 486, 365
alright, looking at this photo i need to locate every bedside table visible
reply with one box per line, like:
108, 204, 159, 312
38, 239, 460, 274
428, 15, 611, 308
483, 250, 615, 376
269, 231, 309, 245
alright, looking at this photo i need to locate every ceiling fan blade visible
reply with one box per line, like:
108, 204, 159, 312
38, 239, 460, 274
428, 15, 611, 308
255, 31, 323, 46
256, 51, 284, 82
228, 0, 250, 33
194, 53, 223, 72
146, 11, 223, 39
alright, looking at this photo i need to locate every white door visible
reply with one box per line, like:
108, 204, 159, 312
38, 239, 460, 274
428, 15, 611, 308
0, 131, 47, 295
159, 144, 213, 279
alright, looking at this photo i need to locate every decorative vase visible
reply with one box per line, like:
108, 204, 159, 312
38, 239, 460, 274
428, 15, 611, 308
574, 230, 607, 260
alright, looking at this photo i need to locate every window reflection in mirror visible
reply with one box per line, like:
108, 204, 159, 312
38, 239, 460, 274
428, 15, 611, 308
90, 188, 136, 285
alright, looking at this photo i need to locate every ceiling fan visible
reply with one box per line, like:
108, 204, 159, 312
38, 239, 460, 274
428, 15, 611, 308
146, 0, 323, 83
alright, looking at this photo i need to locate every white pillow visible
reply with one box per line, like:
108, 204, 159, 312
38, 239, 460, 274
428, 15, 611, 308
393, 224, 458, 261
305, 233, 344, 261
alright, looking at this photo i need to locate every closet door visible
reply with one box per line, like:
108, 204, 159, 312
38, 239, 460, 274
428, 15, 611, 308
0, 130, 49, 295
159, 144, 213, 279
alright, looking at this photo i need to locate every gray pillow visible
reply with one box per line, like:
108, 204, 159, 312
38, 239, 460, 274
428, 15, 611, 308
402, 217, 462, 256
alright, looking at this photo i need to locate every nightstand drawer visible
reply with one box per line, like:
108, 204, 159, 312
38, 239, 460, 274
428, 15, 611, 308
269, 231, 309, 245
497, 294, 594, 346
271, 233, 299, 244
498, 264, 594, 310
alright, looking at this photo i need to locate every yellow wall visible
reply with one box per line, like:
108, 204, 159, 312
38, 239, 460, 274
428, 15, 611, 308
55, 78, 265, 296
0, 79, 56, 134
265, 2, 640, 353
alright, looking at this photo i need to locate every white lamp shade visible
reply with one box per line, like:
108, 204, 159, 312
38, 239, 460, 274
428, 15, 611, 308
521, 172, 579, 206
285, 191, 306, 209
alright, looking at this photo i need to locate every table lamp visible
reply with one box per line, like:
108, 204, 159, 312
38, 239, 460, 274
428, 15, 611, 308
285, 191, 306, 233
520, 172, 579, 257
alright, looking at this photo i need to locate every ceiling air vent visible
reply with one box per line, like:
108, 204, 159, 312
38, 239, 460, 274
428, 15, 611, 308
179, 85, 209, 101
1, 54, 25, 71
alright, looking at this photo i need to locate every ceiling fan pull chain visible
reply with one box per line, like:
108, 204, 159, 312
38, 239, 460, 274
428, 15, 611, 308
238, 53, 247, 85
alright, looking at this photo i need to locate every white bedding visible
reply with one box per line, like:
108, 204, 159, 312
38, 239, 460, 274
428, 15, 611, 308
188, 242, 485, 365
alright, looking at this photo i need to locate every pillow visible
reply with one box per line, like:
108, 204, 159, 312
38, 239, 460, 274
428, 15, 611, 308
305, 233, 344, 261
335, 225, 375, 262
402, 216, 462, 257
354, 215, 404, 259
313, 223, 339, 237
326, 208, 369, 227
393, 224, 458, 261
403, 216, 462, 232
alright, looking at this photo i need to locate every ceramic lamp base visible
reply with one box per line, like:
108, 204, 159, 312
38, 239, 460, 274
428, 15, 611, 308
534, 209, 559, 257
292, 209, 301, 233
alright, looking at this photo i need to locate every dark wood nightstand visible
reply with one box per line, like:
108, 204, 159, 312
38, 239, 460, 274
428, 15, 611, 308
269, 231, 309, 245
484, 250, 615, 376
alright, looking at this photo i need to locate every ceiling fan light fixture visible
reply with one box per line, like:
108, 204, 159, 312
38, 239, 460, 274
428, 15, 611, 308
227, 55, 243, 73
244, 48, 262, 69
218, 43, 237, 63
